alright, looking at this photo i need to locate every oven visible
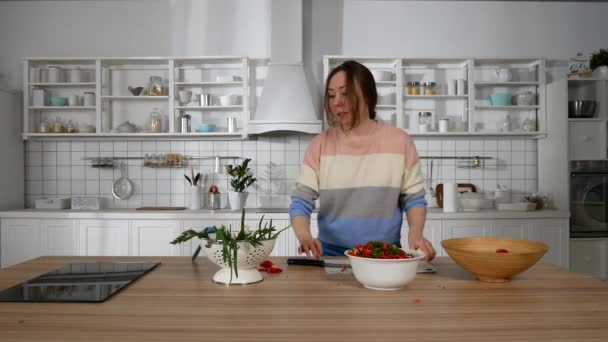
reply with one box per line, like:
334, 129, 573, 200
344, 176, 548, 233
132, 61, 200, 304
571, 162, 608, 238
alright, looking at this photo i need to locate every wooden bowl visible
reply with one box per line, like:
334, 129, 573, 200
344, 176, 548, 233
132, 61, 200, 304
441, 237, 548, 283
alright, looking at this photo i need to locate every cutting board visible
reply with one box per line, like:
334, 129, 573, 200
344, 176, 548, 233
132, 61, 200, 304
435, 183, 477, 208
136, 207, 187, 210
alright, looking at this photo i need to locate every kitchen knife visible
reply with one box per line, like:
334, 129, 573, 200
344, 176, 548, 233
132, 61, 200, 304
287, 258, 437, 273
287, 258, 351, 268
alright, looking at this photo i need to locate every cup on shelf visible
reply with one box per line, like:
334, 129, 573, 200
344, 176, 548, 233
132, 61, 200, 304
83, 92, 95, 106
200, 93, 213, 107
48, 66, 63, 83
68, 95, 80, 107
227, 117, 237, 133
178, 90, 193, 106
69, 69, 82, 83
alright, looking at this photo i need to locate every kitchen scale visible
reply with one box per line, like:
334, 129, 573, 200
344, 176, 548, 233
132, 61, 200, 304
0, 262, 160, 303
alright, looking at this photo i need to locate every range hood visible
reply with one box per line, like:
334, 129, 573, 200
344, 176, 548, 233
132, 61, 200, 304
248, 0, 322, 135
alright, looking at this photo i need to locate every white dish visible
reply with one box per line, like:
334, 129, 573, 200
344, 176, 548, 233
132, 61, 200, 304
496, 202, 536, 211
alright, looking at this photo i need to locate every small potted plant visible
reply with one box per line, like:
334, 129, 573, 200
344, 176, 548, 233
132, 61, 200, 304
170, 209, 290, 285
590, 48, 608, 79
226, 158, 257, 211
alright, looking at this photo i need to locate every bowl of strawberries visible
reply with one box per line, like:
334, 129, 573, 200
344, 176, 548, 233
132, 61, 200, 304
345, 241, 425, 291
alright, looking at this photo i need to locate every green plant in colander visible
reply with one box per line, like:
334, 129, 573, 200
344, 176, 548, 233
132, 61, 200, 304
590, 49, 608, 70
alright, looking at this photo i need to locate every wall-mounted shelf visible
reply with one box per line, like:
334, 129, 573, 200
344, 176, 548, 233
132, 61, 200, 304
22, 57, 251, 140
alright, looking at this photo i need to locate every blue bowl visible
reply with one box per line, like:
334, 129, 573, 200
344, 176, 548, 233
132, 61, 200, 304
49, 96, 68, 106
489, 93, 512, 106
198, 124, 216, 133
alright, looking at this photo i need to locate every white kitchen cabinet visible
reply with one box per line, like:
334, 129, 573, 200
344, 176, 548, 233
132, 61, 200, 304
41, 219, 79, 257
442, 219, 493, 239
494, 219, 531, 239
324, 56, 546, 138
569, 121, 607, 160
78, 219, 129, 256
402, 219, 443, 256
130, 220, 182, 256
22, 57, 251, 140
531, 219, 569, 268
1, 219, 42, 268
569, 238, 607, 281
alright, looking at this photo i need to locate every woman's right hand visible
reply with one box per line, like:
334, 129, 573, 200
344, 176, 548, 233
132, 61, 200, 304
297, 237, 323, 259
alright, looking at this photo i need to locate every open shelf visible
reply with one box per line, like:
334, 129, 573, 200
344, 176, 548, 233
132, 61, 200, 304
475, 81, 539, 86
29, 106, 96, 110
101, 96, 169, 100
475, 105, 540, 110
28, 82, 96, 87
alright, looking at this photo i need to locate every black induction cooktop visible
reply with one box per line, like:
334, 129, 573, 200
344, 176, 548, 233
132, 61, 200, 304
0, 262, 160, 303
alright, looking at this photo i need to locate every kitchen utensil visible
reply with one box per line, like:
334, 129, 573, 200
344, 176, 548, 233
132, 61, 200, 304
495, 68, 512, 82
436, 183, 477, 208
344, 249, 425, 290
512, 91, 535, 106
227, 117, 237, 133
68, 95, 79, 107
178, 113, 191, 133
49, 96, 68, 106
459, 192, 486, 212
116, 121, 137, 133
568, 100, 597, 118
200, 93, 213, 107
287, 258, 437, 273
489, 93, 512, 106
190, 185, 201, 210
83, 92, 95, 106
112, 163, 134, 200
48, 66, 63, 83
197, 124, 216, 132
441, 237, 548, 283
69, 68, 82, 83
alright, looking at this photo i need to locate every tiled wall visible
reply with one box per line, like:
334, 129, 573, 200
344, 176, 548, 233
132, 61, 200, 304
24, 136, 537, 209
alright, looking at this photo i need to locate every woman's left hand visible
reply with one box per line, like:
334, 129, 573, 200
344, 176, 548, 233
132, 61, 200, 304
408, 234, 436, 261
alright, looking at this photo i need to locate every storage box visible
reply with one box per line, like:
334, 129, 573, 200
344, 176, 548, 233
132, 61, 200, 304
34, 198, 71, 209
71, 197, 103, 210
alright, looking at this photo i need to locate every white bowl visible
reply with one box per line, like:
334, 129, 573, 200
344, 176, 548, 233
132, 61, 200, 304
460, 197, 484, 211
219, 94, 242, 106
371, 70, 393, 82
344, 249, 424, 290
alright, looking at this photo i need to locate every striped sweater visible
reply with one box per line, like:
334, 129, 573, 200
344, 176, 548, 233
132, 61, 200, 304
289, 122, 427, 248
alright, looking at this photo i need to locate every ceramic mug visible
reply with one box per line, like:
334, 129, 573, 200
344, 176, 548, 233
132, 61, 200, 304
48, 66, 63, 83
68, 95, 80, 107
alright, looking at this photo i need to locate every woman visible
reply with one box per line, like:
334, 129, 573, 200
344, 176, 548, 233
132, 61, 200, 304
289, 60, 436, 261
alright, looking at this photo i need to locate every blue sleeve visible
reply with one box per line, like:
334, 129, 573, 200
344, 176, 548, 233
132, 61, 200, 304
401, 195, 427, 212
289, 196, 315, 221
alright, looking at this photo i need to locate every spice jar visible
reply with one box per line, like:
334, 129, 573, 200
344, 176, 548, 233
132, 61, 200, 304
207, 185, 221, 210
38, 116, 49, 133
52, 117, 65, 133
406, 81, 420, 95
418, 112, 432, 132
149, 108, 162, 133
422, 82, 436, 95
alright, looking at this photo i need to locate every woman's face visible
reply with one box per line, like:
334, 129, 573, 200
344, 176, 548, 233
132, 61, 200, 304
327, 71, 360, 127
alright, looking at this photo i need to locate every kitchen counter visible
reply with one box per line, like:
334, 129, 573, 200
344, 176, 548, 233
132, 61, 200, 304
0, 208, 569, 220
0, 256, 606, 341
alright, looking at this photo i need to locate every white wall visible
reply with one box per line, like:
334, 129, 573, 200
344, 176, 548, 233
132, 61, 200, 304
0, 0, 270, 90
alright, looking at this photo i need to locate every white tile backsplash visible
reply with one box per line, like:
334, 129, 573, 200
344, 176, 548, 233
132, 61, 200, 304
25, 136, 538, 208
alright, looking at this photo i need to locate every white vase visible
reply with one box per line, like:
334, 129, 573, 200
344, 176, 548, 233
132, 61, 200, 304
190, 185, 201, 210
592, 66, 608, 79
228, 191, 248, 211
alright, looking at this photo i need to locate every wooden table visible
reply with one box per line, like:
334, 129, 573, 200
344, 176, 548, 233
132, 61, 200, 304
0, 256, 607, 341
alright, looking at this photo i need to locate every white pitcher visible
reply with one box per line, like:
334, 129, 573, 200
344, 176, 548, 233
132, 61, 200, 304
495, 68, 512, 82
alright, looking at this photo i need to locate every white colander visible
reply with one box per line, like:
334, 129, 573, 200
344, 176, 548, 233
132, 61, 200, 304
202, 238, 276, 285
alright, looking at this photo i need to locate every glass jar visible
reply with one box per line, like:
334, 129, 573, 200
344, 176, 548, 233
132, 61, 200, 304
422, 82, 436, 95
38, 116, 49, 133
406, 81, 420, 95
52, 117, 64, 133
149, 108, 162, 133
418, 112, 432, 132
66, 120, 78, 133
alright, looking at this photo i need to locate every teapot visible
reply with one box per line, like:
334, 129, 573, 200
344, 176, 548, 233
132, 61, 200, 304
495, 68, 512, 82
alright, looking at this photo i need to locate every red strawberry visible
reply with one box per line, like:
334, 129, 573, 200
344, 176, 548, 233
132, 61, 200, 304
257, 267, 268, 272
496, 248, 509, 253
260, 260, 273, 268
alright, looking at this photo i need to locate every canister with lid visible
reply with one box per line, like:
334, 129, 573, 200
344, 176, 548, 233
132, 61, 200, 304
418, 112, 432, 132
406, 81, 420, 95
422, 82, 436, 95
177, 113, 191, 133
